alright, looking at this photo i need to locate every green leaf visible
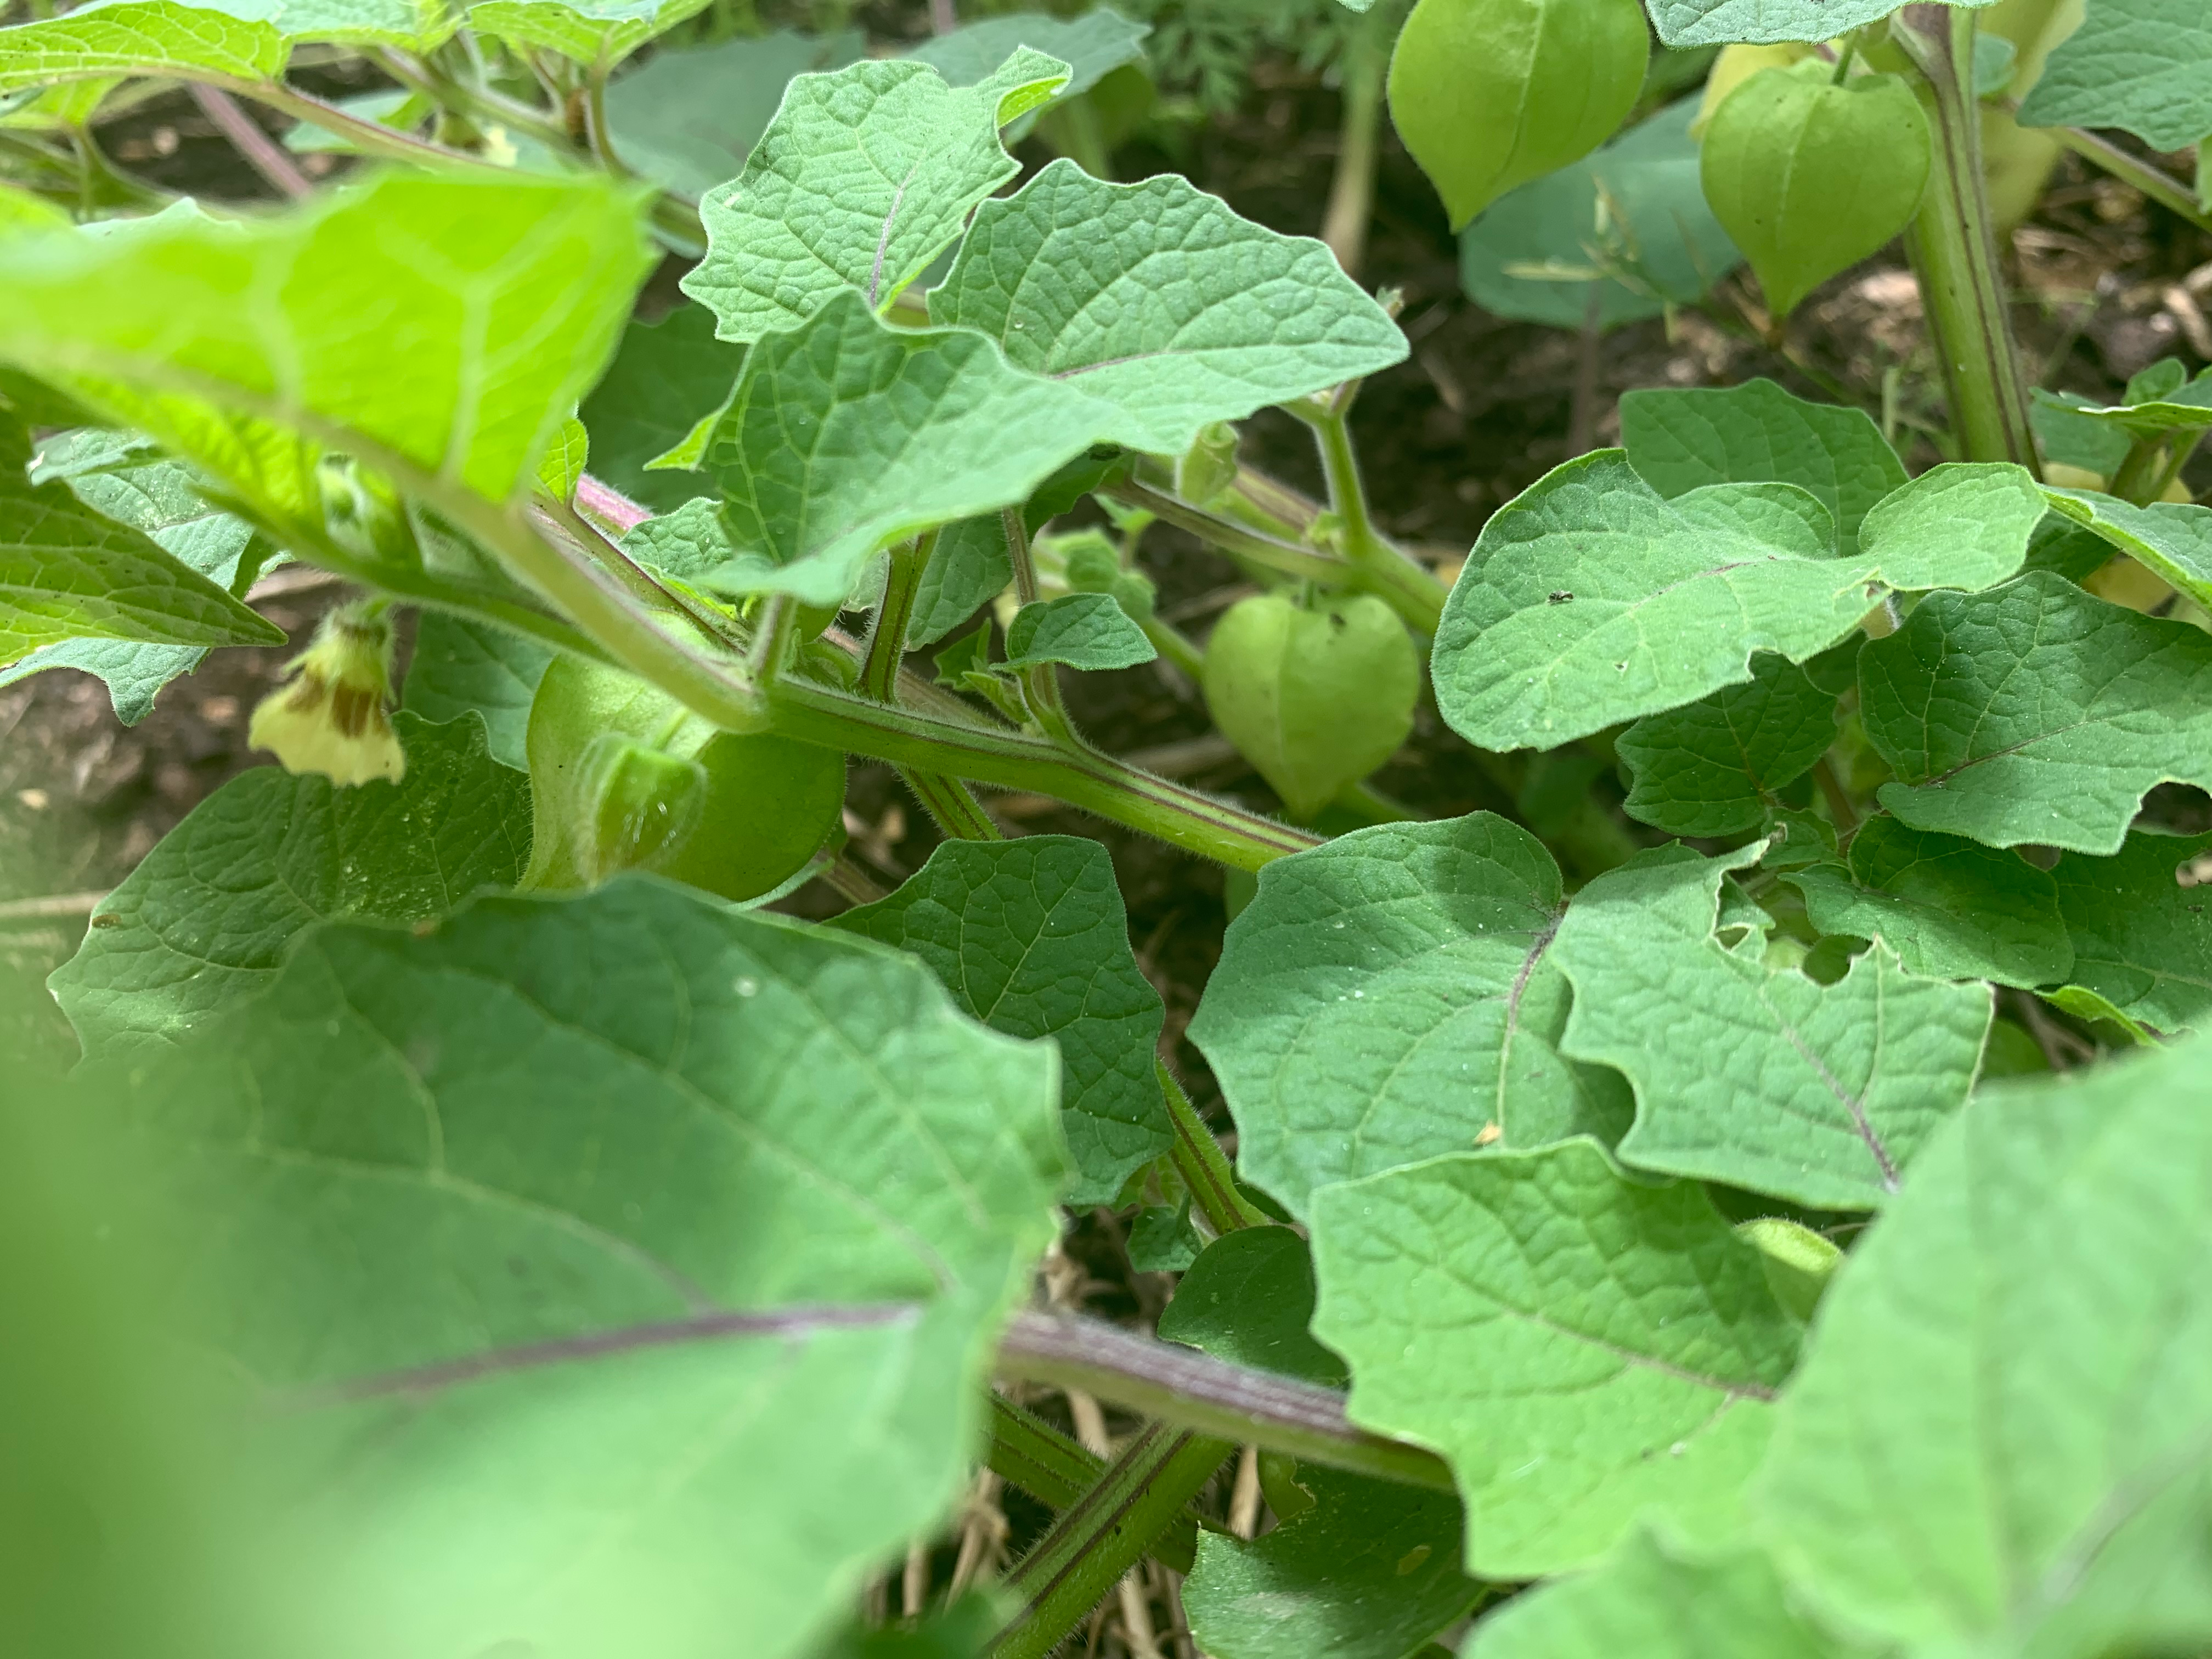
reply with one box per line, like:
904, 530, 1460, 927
933, 159, 1405, 455
194, 0, 464, 49
2017, 0, 2212, 150
680, 53, 1070, 343
2041, 486, 2212, 612
602, 29, 864, 200
1432, 454, 2041, 752
1126, 1201, 1200, 1271
2032, 388, 2137, 477
1617, 653, 1839, 837
535, 414, 588, 500
1460, 97, 1741, 332
1782, 817, 2073, 988
1310, 1141, 1802, 1578
618, 498, 733, 583
1644, 0, 1999, 48
1183, 1465, 1480, 1659
1001, 591, 1155, 671
1156, 1225, 1346, 1387
0, 450, 264, 723
0, 173, 651, 526
399, 612, 553, 770
2050, 830, 2212, 1034
50, 711, 531, 1059
831, 834, 1172, 1205
577, 303, 744, 515
1699, 64, 1929, 323
906, 7, 1149, 99
908, 514, 1011, 648
2033, 366, 2212, 448
0, 1, 284, 92
1756, 1034, 2212, 1656
1862, 570, 2212, 854
1465, 1530, 1866, 1659
1619, 378, 1908, 560
467, 0, 712, 66
695, 291, 1118, 607
1553, 846, 1993, 1207
69, 877, 1064, 1659
1188, 814, 1633, 1223
1, 413, 280, 667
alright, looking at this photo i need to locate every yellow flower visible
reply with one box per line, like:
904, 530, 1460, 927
247, 603, 405, 787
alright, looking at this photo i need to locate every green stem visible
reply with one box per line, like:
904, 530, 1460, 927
865, 532, 1002, 839
990, 1423, 1233, 1659
1319, 13, 1387, 277
1002, 505, 1080, 745
1142, 615, 1206, 683
211, 77, 520, 179
1160, 1063, 1272, 1236
2035, 118, 2212, 236
997, 1312, 1454, 1493
1894, 7, 2039, 470
987, 1393, 1203, 1573
581, 61, 631, 180
1294, 398, 1451, 634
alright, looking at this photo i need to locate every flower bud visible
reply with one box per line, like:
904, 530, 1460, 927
247, 602, 405, 787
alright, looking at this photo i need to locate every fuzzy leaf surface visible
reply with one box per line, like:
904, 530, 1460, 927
932, 159, 1406, 455
399, 613, 553, 770
0, 174, 650, 524
1554, 848, 1993, 1207
1619, 380, 1907, 559
0, 450, 263, 720
680, 54, 1069, 342
2050, 831, 2212, 1034
1467, 1530, 1867, 1659
1188, 814, 1632, 1223
68, 878, 1063, 1659
180, 0, 462, 49
1000, 591, 1154, 671
695, 292, 1116, 606
1784, 818, 2072, 989
1310, 1142, 1802, 1578
1861, 571, 2212, 854
51, 712, 531, 1059
1183, 1465, 1479, 1659
2041, 486, 2212, 612
1, 414, 278, 667
1434, 454, 2039, 751
1644, 0, 1998, 48
1617, 653, 1838, 837
2017, 0, 2212, 149
832, 834, 1171, 1205
0, 1, 284, 91
1757, 1035, 2212, 1655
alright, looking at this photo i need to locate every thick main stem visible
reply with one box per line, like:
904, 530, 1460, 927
1896, 7, 2039, 471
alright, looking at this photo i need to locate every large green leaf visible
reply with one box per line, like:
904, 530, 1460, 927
1156, 1226, 1345, 1387
1861, 571, 2212, 854
399, 612, 554, 770
1310, 1141, 1802, 1578
467, 0, 710, 66
2050, 831, 2212, 1034
1783, 818, 2073, 989
575, 302, 743, 514
1459, 97, 1740, 333
1644, 0, 1999, 48
1616, 652, 1839, 837
0, 1, 284, 92
69, 877, 1064, 1659
1756, 1034, 2212, 1656
50, 711, 531, 1058
1553, 847, 1993, 1207
932, 159, 1406, 455
680, 53, 1071, 343
1466, 1530, 1866, 1659
831, 834, 1172, 1205
1188, 814, 1632, 1223
2018, 0, 2212, 149
216, 0, 462, 49
2041, 485, 2212, 612
692, 291, 1118, 606
0, 173, 651, 526
1, 411, 279, 667
1433, 454, 2041, 752
0, 448, 266, 719
1183, 1465, 1479, 1659
905, 7, 1148, 99
1619, 379, 1908, 559
602, 29, 864, 200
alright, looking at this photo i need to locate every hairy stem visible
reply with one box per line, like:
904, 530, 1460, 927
990, 1423, 1233, 1659
1159, 1064, 1272, 1236
1895, 7, 2038, 470
996, 1312, 1454, 1492
987, 1394, 1203, 1575
1319, 16, 1387, 277
1290, 397, 1450, 634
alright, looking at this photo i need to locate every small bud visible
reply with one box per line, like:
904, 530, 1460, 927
1176, 420, 1241, 505
248, 602, 405, 787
